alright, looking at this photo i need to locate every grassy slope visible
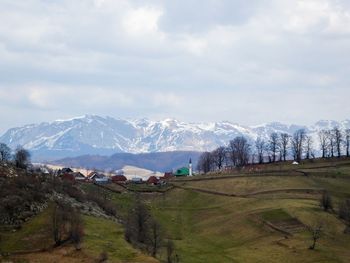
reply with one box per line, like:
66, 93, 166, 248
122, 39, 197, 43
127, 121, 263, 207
0, 204, 157, 263
0, 204, 54, 253
83, 215, 158, 263
150, 189, 350, 263
146, 159, 350, 262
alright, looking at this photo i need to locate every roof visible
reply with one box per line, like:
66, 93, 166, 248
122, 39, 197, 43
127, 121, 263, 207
72, 172, 86, 179
163, 172, 174, 179
174, 167, 189, 176
147, 176, 159, 184
61, 168, 73, 173
111, 175, 127, 182
88, 172, 105, 179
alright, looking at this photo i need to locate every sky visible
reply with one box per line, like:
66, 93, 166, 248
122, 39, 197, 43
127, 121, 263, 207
0, 0, 350, 134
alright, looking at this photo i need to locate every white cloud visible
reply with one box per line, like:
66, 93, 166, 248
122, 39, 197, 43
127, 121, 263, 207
122, 7, 163, 37
0, 0, 349, 133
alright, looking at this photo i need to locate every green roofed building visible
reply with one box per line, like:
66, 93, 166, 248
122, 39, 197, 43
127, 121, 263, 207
174, 167, 190, 177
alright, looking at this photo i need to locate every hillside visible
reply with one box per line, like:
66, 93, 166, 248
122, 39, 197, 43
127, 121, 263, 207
1, 115, 349, 160
2, 158, 350, 262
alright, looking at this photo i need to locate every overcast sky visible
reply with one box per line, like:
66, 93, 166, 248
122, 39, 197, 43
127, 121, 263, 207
0, 0, 349, 133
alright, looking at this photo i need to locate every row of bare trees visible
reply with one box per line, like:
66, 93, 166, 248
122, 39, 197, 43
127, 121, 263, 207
197, 127, 350, 173
318, 128, 350, 158
125, 197, 179, 262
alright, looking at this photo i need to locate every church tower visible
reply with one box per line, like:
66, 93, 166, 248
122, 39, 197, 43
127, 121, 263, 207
189, 158, 193, 176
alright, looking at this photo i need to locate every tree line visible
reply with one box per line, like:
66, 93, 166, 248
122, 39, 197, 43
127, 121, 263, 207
0, 143, 31, 169
197, 127, 350, 173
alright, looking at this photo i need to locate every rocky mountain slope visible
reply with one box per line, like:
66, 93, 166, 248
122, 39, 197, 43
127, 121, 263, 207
0, 115, 349, 160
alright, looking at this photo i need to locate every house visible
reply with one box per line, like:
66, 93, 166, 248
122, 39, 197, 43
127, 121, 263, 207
61, 167, 73, 174
147, 176, 159, 185
71, 172, 86, 181
88, 172, 109, 184
131, 177, 143, 184
61, 171, 86, 182
111, 175, 127, 183
94, 177, 110, 184
88, 171, 103, 180
163, 172, 174, 180
61, 173, 75, 181
174, 167, 190, 177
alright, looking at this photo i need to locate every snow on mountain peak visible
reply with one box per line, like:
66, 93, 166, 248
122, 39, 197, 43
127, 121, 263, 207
1, 116, 349, 160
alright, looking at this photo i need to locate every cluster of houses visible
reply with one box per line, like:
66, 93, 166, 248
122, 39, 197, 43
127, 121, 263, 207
56, 159, 194, 185
57, 167, 175, 185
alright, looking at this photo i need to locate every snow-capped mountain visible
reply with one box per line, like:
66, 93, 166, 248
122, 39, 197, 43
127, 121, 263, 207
0, 115, 349, 160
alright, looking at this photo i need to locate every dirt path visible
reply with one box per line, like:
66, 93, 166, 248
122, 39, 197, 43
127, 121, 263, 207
174, 185, 324, 199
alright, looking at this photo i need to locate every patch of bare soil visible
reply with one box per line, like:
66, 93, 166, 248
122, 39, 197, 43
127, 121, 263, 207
8, 245, 95, 263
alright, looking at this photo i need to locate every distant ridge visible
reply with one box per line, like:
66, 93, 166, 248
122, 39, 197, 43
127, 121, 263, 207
0, 115, 349, 161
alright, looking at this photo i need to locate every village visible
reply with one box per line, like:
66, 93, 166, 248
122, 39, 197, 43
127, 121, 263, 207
53, 159, 194, 187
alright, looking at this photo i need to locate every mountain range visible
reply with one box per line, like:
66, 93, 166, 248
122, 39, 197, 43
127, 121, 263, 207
0, 115, 349, 162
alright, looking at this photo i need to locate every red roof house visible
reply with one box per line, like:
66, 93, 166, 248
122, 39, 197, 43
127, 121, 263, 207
147, 176, 159, 185
111, 175, 127, 183
163, 172, 174, 180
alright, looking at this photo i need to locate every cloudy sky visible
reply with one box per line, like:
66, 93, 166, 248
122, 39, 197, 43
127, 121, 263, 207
0, 0, 349, 133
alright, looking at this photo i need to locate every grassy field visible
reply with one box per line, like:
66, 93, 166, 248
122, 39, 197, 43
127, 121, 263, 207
144, 159, 350, 262
148, 188, 350, 262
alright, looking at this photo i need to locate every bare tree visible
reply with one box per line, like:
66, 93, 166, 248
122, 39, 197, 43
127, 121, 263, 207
212, 146, 226, 170
333, 127, 343, 158
305, 135, 314, 160
280, 133, 290, 161
52, 201, 75, 246
166, 240, 175, 263
14, 146, 31, 169
0, 143, 11, 162
339, 199, 350, 233
197, 152, 213, 174
291, 129, 306, 162
255, 138, 265, 164
269, 133, 279, 162
308, 222, 323, 250
147, 219, 163, 257
345, 129, 350, 157
318, 130, 329, 158
70, 211, 84, 250
229, 136, 250, 168
328, 130, 335, 157
320, 191, 333, 212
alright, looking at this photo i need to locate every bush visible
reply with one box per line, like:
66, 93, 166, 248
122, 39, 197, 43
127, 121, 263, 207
86, 193, 116, 216
51, 201, 84, 247
0, 175, 51, 224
